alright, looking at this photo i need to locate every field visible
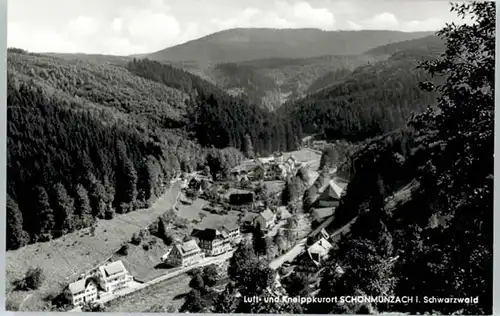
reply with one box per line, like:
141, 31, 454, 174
176, 196, 241, 231
108, 236, 179, 283
6, 184, 182, 310
105, 273, 192, 312
283, 148, 322, 163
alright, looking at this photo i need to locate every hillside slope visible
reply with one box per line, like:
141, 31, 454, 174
279, 49, 442, 142
148, 28, 433, 63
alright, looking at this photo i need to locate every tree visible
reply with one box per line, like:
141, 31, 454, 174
285, 273, 311, 297
281, 178, 299, 206
243, 134, 255, 158
33, 186, 55, 241
228, 240, 258, 281
302, 186, 317, 212
319, 145, 337, 172
16, 267, 45, 290
252, 223, 268, 258
87, 174, 108, 218
315, 238, 395, 313
403, 3, 494, 314
273, 230, 287, 254
202, 264, 219, 287
51, 183, 75, 234
74, 184, 94, 229
114, 144, 138, 212
6, 194, 29, 250
180, 289, 207, 313
283, 217, 298, 247
211, 282, 238, 313
189, 273, 205, 291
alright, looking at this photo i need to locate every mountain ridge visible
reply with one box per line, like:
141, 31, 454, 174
147, 28, 434, 63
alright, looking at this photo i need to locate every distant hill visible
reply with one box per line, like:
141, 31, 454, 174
279, 48, 443, 142
147, 28, 434, 64
173, 54, 378, 110
363, 35, 444, 57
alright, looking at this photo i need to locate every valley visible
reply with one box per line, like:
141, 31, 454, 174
5, 2, 494, 313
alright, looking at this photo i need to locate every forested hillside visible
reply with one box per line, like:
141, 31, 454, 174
148, 28, 433, 63
364, 35, 445, 58
7, 51, 278, 250
126, 58, 303, 152
310, 3, 494, 314
175, 54, 375, 110
280, 49, 442, 142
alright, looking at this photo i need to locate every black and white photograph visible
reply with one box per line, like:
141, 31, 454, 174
5, 0, 494, 314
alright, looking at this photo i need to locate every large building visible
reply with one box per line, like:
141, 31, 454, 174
316, 180, 344, 208
165, 240, 205, 267
311, 207, 335, 224
68, 278, 99, 307
220, 222, 241, 244
191, 228, 232, 256
97, 260, 133, 294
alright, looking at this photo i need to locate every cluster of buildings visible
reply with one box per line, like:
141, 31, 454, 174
230, 154, 301, 183
162, 223, 242, 268
69, 260, 133, 307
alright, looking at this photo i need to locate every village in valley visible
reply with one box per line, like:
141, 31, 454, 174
64, 140, 351, 312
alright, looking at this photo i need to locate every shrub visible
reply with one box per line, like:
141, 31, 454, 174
118, 243, 129, 255
15, 267, 45, 290
131, 232, 142, 245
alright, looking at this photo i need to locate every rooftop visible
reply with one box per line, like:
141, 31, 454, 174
311, 207, 335, 220
319, 180, 343, 200
68, 278, 86, 294
177, 240, 201, 255
307, 238, 333, 262
259, 208, 275, 221
102, 260, 126, 276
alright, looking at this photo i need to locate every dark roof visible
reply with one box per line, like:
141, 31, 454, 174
192, 228, 227, 241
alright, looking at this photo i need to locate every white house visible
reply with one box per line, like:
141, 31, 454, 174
220, 222, 241, 243
68, 278, 99, 307
254, 208, 276, 230
98, 260, 133, 294
295, 237, 333, 279
165, 240, 205, 267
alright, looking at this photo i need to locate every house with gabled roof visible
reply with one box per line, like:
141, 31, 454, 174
165, 240, 205, 267
317, 179, 344, 207
98, 260, 133, 294
311, 207, 335, 224
68, 277, 99, 307
254, 208, 276, 230
191, 228, 232, 256
220, 222, 241, 243
295, 237, 333, 279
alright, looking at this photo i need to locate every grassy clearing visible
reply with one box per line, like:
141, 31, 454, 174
6, 184, 181, 310
105, 273, 192, 312
109, 236, 177, 283
282, 148, 321, 163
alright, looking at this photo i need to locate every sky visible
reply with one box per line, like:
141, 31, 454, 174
8, 0, 471, 55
